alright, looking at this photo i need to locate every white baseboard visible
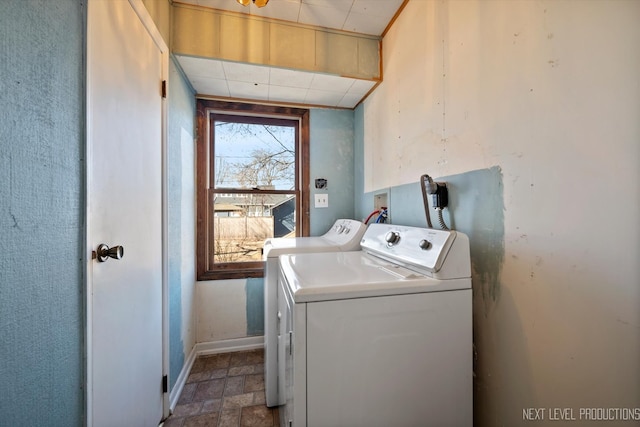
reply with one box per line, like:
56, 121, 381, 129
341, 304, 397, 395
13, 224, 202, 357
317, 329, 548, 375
169, 336, 265, 412
194, 335, 264, 356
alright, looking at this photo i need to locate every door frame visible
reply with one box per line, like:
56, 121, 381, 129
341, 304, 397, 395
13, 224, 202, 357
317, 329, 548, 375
84, 0, 170, 423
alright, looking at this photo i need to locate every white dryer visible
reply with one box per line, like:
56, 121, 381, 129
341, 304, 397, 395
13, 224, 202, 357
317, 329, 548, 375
277, 223, 472, 427
262, 219, 366, 407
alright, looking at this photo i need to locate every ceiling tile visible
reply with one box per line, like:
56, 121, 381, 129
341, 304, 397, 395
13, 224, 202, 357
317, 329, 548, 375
309, 73, 355, 92
298, 3, 349, 30
228, 80, 270, 100
302, 0, 353, 11
190, 76, 230, 97
337, 93, 363, 108
305, 88, 344, 106
268, 85, 308, 103
350, 0, 403, 17
269, 67, 314, 88
343, 12, 388, 35
348, 79, 376, 96
223, 62, 271, 84
177, 56, 225, 79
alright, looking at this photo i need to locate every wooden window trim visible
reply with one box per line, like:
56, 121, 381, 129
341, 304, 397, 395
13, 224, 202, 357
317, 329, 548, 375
196, 100, 310, 281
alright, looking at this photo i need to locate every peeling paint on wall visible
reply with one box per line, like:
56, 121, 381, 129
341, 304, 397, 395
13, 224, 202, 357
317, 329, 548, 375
442, 167, 505, 313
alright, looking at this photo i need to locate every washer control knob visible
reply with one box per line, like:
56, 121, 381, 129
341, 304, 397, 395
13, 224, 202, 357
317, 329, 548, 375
419, 239, 432, 250
335, 225, 344, 233
385, 231, 400, 245
344, 227, 350, 234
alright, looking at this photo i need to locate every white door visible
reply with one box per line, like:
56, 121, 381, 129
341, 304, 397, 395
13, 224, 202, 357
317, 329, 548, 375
86, 0, 167, 425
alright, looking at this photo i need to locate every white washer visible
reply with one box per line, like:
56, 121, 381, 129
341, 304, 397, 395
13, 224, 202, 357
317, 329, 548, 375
263, 219, 367, 407
277, 223, 472, 427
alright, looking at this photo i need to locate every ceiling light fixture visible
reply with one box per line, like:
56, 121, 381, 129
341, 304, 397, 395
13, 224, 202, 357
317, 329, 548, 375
236, 0, 269, 7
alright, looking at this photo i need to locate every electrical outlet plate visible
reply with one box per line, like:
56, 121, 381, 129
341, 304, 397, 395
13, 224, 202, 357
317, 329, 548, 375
315, 193, 328, 208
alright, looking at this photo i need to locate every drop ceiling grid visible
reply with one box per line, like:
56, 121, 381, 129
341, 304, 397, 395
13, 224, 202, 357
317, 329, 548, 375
180, 0, 404, 36
177, 55, 377, 108
175, 0, 401, 107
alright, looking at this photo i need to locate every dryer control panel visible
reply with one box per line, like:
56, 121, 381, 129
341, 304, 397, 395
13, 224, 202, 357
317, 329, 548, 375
323, 219, 367, 249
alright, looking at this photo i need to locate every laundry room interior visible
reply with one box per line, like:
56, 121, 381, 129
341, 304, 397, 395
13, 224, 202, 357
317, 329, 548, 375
2, 0, 639, 426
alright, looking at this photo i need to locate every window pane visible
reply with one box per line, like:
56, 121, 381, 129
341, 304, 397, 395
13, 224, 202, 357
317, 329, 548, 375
197, 100, 309, 280
214, 121, 296, 190
212, 193, 296, 263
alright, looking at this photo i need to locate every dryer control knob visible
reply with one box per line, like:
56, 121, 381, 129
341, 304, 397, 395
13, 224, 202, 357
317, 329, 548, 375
419, 239, 432, 250
385, 231, 400, 245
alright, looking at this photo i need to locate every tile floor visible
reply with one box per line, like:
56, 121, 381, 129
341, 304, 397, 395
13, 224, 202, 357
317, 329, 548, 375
163, 349, 279, 427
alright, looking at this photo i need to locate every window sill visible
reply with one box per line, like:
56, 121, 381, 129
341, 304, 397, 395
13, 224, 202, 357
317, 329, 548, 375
197, 267, 265, 281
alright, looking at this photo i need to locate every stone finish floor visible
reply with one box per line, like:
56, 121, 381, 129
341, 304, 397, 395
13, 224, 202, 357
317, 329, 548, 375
163, 349, 278, 427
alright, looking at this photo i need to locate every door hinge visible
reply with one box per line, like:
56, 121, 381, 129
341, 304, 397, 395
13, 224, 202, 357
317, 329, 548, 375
162, 375, 168, 393
161, 80, 167, 98
289, 331, 293, 355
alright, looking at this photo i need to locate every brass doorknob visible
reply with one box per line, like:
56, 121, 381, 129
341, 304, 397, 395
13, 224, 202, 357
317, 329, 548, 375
96, 244, 124, 262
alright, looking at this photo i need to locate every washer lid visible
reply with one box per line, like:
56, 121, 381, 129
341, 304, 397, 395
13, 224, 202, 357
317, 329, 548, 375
279, 251, 471, 303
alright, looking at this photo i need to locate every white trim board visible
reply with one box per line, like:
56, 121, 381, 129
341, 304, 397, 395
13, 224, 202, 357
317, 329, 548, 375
169, 336, 265, 411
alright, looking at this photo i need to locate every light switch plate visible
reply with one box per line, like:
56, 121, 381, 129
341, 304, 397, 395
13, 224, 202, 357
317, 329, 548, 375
315, 193, 328, 208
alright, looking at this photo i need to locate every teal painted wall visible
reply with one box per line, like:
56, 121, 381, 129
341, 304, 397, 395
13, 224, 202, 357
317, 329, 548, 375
355, 167, 505, 305
0, 0, 85, 424
167, 57, 196, 390
309, 108, 355, 235
245, 278, 264, 336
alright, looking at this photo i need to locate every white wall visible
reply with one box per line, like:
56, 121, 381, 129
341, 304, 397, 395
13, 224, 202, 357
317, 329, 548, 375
196, 279, 248, 342
364, 0, 640, 425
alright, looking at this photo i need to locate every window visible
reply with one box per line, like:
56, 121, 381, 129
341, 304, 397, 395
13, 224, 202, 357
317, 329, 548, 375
196, 100, 310, 280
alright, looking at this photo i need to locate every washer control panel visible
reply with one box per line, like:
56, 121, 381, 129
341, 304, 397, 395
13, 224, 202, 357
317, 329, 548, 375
361, 223, 468, 277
